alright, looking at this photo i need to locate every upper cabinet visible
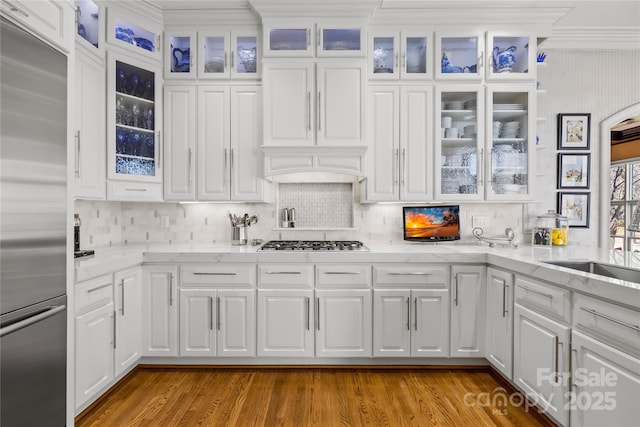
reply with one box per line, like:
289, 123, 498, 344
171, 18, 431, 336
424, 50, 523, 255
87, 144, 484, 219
106, 5, 162, 61
76, 0, 104, 55
263, 20, 365, 58
486, 33, 535, 81
163, 28, 260, 80
368, 31, 431, 80
435, 33, 484, 80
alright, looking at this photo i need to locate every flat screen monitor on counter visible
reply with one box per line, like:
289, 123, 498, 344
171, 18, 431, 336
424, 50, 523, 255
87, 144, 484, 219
403, 205, 461, 242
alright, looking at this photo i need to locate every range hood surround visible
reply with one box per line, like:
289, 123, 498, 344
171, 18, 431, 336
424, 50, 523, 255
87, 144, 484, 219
262, 145, 368, 177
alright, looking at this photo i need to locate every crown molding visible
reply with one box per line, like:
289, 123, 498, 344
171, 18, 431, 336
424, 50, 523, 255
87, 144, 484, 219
541, 27, 640, 49
249, 0, 380, 18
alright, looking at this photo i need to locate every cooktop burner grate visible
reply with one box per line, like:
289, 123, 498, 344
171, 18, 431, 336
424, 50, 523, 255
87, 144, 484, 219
259, 240, 366, 251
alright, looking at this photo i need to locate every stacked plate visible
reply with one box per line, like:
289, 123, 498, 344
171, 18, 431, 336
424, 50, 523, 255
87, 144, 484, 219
492, 121, 503, 138
494, 103, 525, 110
501, 121, 520, 138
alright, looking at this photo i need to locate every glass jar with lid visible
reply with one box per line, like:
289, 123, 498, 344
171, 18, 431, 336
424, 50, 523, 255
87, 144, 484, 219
532, 210, 568, 246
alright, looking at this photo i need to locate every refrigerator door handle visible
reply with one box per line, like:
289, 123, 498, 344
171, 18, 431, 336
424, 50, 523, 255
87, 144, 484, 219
0, 305, 65, 337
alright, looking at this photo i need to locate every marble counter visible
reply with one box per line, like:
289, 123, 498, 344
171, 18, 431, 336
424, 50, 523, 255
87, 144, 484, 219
74, 241, 640, 309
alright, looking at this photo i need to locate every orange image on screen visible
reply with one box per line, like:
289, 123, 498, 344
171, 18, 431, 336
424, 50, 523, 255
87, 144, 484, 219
404, 208, 459, 238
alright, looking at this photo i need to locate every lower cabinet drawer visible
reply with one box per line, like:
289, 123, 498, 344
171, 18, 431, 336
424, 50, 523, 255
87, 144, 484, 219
514, 276, 570, 322
374, 265, 449, 288
107, 181, 163, 201
181, 265, 256, 287
75, 274, 113, 314
573, 293, 640, 357
316, 265, 371, 288
258, 264, 314, 287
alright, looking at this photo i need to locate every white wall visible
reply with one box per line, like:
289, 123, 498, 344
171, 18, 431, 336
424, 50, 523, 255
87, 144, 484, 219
75, 49, 640, 249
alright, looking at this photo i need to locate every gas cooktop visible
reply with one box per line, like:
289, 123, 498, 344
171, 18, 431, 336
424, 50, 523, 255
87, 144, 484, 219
259, 240, 368, 251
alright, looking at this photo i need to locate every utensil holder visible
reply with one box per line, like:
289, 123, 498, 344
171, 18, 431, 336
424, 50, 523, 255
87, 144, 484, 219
231, 225, 248, 246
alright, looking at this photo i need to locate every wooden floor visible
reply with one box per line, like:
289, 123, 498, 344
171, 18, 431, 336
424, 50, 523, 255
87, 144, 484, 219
76, 367, 552, 427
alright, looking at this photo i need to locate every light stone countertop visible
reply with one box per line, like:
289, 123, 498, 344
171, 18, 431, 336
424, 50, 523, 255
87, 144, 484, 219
74, 240, 640, 309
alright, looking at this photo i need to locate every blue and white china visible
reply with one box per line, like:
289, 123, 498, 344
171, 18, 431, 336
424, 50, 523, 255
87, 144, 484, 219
115, 27, 134, 44
172, 48, 190, 72
135, 37, 155, 52
493, 45, 517, 72
537, 52, 547, 63
441, 52, 464, 73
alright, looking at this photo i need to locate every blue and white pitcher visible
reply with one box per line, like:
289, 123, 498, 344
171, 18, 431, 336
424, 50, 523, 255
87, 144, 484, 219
493, 45, 517, 73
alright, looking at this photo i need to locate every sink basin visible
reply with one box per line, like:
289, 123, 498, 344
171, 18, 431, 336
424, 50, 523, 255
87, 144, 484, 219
544, 261, 640, 283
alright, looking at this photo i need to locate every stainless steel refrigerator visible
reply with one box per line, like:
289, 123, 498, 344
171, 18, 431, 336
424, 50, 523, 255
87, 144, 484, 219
0, 17, 68, 426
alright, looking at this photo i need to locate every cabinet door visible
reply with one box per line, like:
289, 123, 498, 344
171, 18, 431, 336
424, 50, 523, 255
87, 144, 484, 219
412, 289, 449, 357
435, 86, 484, 200
257, 289, 314, 357
263, 63, 314, 146
316, 289, 372, 357
316, 62, 365, 146
485, 268, 513, 379
164, 85, 196, 201
369, 32, 399, 79
317, 25, 364, 57
513, 304, 570, 426
75, 302, 114, 408
435, 33, 483, 80
3, 0, 74, 52
74, 50, 106, 200
114, 267, 142, 376
263, 25, 313, 57
179, 289, 216, 356
165, 30, 196, 79
373, 289, 411, 357
230, 86, 264, 201
486, 85, 535, 201
197, 86, 230, 200
450, 265, 486, 357
106, 6, 162, 61
400, 86, 433, 201
142, 265, 178, 356
571, 331, 640, 427
218, 289, 256, 357
76, 0, 104, 55
231, 30, 259, 79
107, 52, 162, 185
198, 31, 230, 79
365, 86, 399, 201
400, 31, 431, 80
486, 33, 535, 81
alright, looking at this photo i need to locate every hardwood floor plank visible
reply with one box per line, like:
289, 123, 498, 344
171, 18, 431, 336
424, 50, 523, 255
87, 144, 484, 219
75, 367, 551, 427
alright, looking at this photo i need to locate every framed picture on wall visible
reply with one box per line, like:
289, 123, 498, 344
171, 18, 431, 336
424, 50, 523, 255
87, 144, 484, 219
557, 153, 590, 189
557, 113, 591, 150
557, 192, 590, 228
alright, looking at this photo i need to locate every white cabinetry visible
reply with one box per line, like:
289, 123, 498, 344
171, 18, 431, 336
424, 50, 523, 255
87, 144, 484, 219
485, 267, 513, 379
373, 265, 449, 357
142, 265, 178, 356
1, 0, 74, 52
263, 21, 365, 58
450, 265, 486, 358
113, 267, 142, 377
74, 49, 106, 199
263, 62, 365, 147
365, 85, 433, 201
513, 303, 570, 426
179, 265, 256, 357
163, 85, 264, 201
368, 31, 431, 80
75, 274, 114, 409
106, 4, 162, 61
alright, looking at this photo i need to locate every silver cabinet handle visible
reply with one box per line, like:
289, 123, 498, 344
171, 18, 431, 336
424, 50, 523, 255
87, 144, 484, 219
265, 271, 302, 275
230, 148, 234, 170
188, 148, 192, 184
75, 130, 81, 177
169, 273, 174, 306
216, 297, 221, 330
479, 50, 484, 67
402, 52, 406, 68
209, 296, 214, 330
454, 274, 459, 306
113, 311, 116, 349
305, 297, 310, 331
307, 92, 311, 131
477, 147, 483, 186
518, 285, 553, 300
1, 305, 65, 337
316, 297, 320, 331
395, 52, 399, 68
502, 283, 508, 318
120, 279, 125, 316
231, 51, 235, 69
388, 272, 433, 276
579, 307, 640, 332
87, 283, 112, 293
224, 51, 227, 70
125, 188, 147, 192
317, 28, 321, 46
157, 131, 162, 170
317, 91, 321, 131
401, 148, 406, 187
554, 336, 560, 382
306, 28, 310, 47
406, 297, 410, 330
323, 271, 361, 275
414, 297, 418, 331
193, 272, 237, 276
393, 148, 399, 185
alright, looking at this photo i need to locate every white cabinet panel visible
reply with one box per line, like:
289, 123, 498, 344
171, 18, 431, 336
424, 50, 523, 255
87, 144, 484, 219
142, 265, 178, 356
450, 266, 486, 357
218, 289, 255, 357
374, 290, 411, 356
400, 86, 433, 200
197, 86, 230, 200
485, 268, 513, 379
114, 267, 141, 376
179, 289, 216, 356
412, 289, 449, 357
164, 85, 196, 200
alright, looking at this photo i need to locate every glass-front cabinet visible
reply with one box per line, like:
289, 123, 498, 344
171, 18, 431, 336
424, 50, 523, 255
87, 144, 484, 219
165, 31, 195, 79
435, 33, 483, 80
106, 7, 162, 61
197, 30, 259, 79
107, 52, 162, 185
487, 86, 535, 200
264, 26, 313, 57
435, 86, 484, 200
486, 33, 535, 81
317, 26, 364, 57
263, 21, 363, 57
369, 31, 431, 80
76, 0, 103, 53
